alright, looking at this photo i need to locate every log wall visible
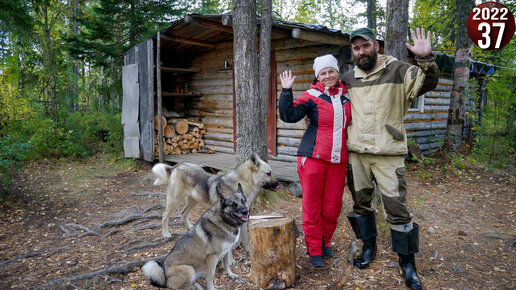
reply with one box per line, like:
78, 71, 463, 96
161, 41, 472, 160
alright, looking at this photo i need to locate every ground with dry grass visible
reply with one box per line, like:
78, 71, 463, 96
0, 154, 514, 289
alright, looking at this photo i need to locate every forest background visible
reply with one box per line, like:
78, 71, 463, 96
0, 0, 514, 191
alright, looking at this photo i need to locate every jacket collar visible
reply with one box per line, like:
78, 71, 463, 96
311, 81, 347, 95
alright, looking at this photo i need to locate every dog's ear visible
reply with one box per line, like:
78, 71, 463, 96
237, 183, 243, 194
215, 183, 225, 201
249, 153, 259, 171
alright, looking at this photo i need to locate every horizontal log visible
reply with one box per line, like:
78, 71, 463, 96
425, 91, 451, 98
433, 84, 453, 92
205, 127, 233, 135
277, 146, 298, 156
191, 100, 233, 110
189, 109, 233, 118
194, 86, 233, 95
204, 139, 234, 149
277, 120, 306, 130
277, 129, 305, 138
407, 129, 446, 137
424, 105, 450, 112
438, 78, 454, 85
404, 121, 447, 131
190, 78, 233, 87
161, 34, 216, 48
292, 28, 348, 46
269, 154, 298, 163
404, 112, 448, 121
277, 137, 301, 147
275, 46, 340, 62
200, 116, 233, 128
424, 98, 450, 106
204, 132, 233, 142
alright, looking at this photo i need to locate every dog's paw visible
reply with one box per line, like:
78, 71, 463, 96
227, 272, 239, 280
162, 231, 172, 239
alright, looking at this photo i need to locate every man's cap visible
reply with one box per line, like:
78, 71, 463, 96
313, 54, 339, 77
350, 27, 376, 42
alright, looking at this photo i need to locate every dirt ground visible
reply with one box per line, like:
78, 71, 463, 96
0, 153, 514, 290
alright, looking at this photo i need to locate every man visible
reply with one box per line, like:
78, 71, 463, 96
341, 27, 439, 290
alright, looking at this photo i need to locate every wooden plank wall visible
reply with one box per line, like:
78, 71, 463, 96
189, 43, 235, 154
405, 76, 455, 155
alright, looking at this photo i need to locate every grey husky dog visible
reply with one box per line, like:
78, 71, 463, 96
142, 182, 249, 290
152, 153, 281, 250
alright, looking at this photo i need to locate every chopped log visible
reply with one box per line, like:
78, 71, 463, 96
173, 147, 181, 155
200, 129, 207, 135
164, 125, 176, 138
154, 116, 167, 131
169, 119, 189, 135
197, 146, 216, 154
187, 120, 205, 129
249, 216, 296, 288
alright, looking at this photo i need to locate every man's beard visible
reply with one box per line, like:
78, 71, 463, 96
355, 51, 377, 71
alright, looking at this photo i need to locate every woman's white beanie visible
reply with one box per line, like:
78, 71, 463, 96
313, 54, 339, 77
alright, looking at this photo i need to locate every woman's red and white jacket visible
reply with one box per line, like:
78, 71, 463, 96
279, 81, 352, 164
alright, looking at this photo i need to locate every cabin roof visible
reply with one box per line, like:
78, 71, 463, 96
136, 14, 495, 75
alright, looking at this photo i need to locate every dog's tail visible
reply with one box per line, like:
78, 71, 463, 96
152, 163, 173, 185
142, 260, 167, 288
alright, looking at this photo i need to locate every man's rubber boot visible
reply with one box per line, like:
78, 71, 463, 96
391, 223, 422, 290
347, 213, 377, 269
322, 236, 334, 258
309, 255, 324, 268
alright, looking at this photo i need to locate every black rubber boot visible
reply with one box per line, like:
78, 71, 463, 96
347, 213, 377, 269
322, 236, 334, 258
309, 255, 324, 268
391, 223, 422, 290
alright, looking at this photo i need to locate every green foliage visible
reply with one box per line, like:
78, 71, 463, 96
411, 0, 456, 53
412, 155, 436, 178
470, 68, 516, 169
0, 136, 31, 184
0, 111, 123, 182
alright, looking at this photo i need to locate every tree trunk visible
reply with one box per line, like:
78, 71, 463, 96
384, 0, 409, 62
445, 0, 475, 151
249, 216, 296, 288
367, 0, 376, 32
233, 0, 266, 164
42, 5, 57, 120
258, 0, 272, 161
68, 0, 79, 113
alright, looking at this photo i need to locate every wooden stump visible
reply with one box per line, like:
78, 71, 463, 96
249, 216, 296, 289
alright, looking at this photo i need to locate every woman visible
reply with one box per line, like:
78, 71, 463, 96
279, 54, 351, 268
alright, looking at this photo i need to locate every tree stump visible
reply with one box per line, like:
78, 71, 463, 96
249, 216, 296, 289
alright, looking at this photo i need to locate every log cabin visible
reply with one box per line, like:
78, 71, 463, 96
122, 14, 494, 182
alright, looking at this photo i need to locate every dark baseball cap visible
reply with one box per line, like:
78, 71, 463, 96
350, 27, 376, 42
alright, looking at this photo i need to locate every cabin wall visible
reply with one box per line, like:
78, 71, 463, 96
189, 44, 235, 154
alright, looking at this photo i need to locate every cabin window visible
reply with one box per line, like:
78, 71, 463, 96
409, 94, 425, 113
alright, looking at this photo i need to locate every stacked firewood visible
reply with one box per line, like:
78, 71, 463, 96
154, 116, 213, 155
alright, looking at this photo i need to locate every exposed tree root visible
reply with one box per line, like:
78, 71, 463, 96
97, 213, 161, 228
38, 254, 167, 289
60, 223, 99, 237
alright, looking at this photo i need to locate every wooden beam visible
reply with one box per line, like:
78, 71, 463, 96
157, 31, 164, 163
160, 34, 216, 48
184, 15, 233, 33
292, 28, 349, 46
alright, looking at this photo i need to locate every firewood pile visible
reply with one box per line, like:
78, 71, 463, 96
154, 116, 215, 155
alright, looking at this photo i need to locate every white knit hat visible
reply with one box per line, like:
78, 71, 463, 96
313, 54, 339, 77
